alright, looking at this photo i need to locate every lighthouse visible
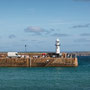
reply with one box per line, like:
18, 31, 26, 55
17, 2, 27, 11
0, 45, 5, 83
55, 38, 60, 54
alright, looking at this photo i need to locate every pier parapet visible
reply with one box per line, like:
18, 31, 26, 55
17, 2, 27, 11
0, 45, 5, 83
0, 52, 78, 67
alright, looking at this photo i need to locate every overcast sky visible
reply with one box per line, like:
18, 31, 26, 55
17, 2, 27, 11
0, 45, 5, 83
0, 0, 90, 52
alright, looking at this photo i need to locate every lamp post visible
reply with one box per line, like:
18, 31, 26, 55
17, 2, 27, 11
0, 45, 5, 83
25, 44, 27, 52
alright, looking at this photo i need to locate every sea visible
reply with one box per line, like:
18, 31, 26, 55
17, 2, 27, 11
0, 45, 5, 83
0, 56, 90, 90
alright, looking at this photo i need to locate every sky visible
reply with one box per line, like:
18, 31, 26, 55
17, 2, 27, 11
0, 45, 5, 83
0, 0, 90, 52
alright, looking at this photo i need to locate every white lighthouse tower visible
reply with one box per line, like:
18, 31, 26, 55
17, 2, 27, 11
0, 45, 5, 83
55, 38, 60, 54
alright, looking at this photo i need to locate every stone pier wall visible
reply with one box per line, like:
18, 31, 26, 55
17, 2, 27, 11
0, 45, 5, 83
31, 57, 78, 67
0, 58, 28, 67
0, 57, 78, 67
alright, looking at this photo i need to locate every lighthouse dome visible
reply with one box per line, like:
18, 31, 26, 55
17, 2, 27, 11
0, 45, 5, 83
56, 38, 59, 41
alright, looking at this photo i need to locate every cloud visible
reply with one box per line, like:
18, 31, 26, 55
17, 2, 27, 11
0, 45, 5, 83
24, 26, 69, 37
51, 33, 69, 37
74, 38, 90, 42
24, 26, 55, 35
50, 28, 55, 32
24, 26, 48, 35
74, 0, 90, 2
72, 23, 90, 28
80, 33, 90, 36
9, 34, 16, 39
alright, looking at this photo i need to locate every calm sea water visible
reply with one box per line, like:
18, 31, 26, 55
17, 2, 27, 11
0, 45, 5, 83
0, 56, 90, 90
